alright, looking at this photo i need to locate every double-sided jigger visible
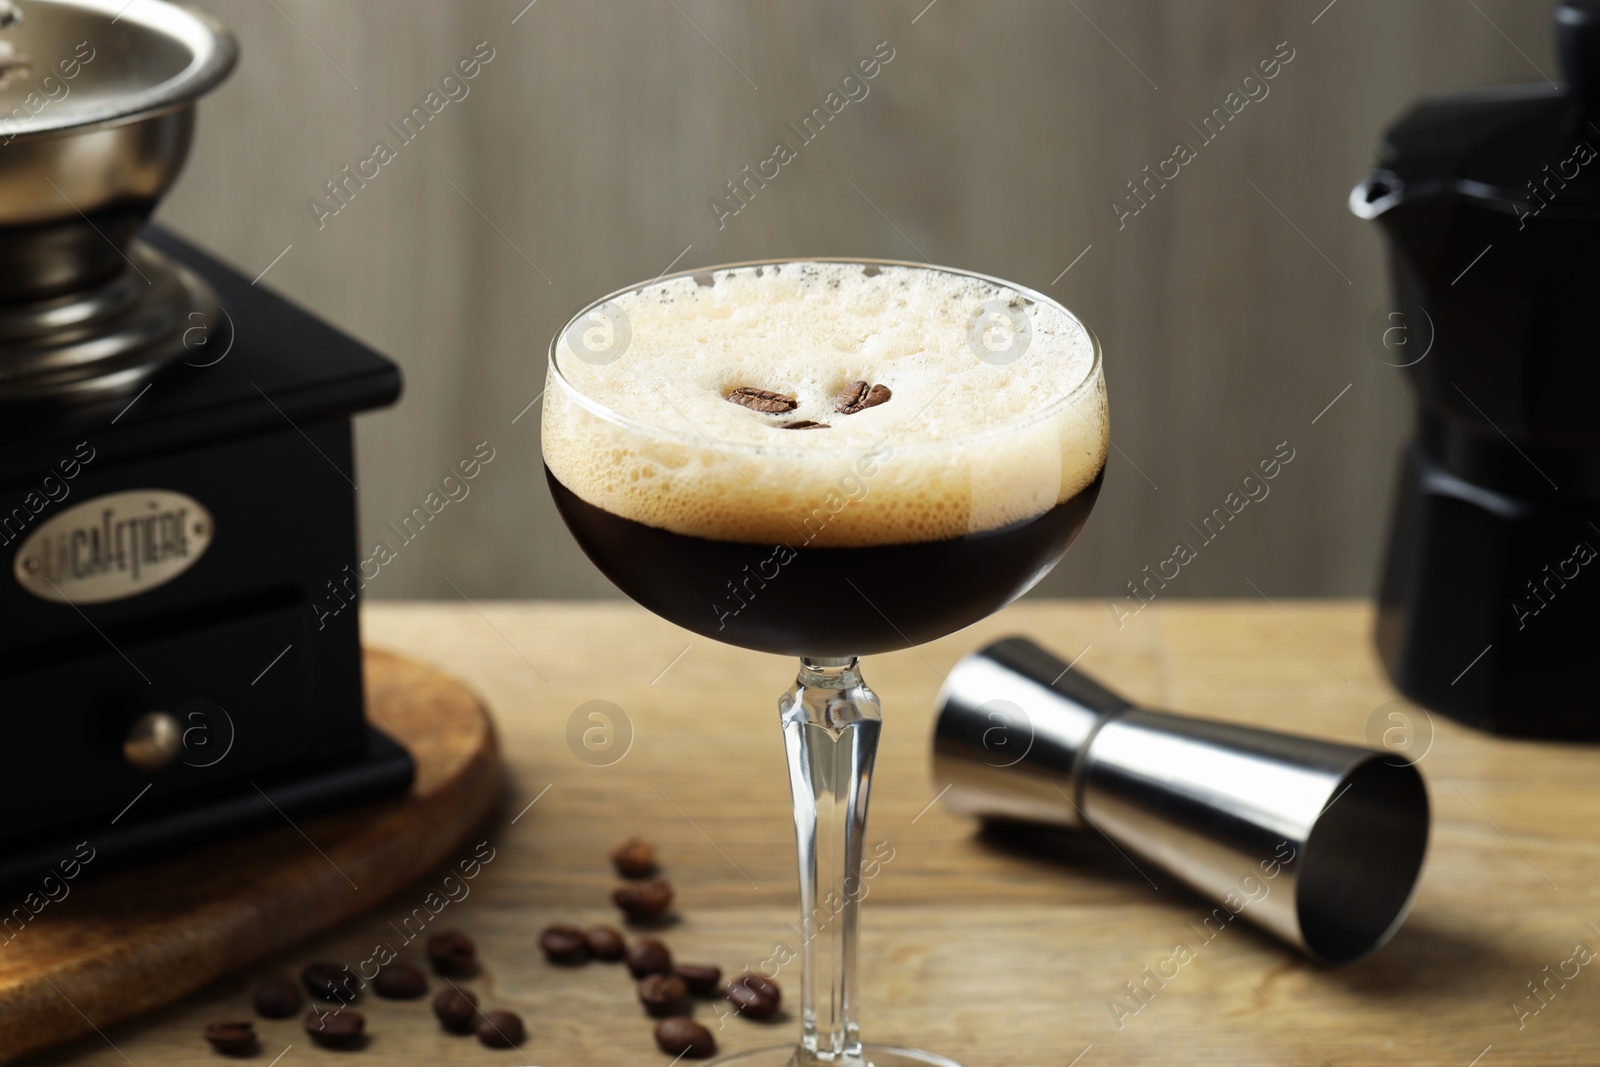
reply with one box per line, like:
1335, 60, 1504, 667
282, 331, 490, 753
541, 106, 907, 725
933, 637, 1431, 963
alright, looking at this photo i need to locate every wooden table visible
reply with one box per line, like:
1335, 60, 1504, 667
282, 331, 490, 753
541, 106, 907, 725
28, 601, 1600, 1066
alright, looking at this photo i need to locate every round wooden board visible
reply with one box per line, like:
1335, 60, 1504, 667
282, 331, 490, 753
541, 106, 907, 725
0, 648, 500, 1066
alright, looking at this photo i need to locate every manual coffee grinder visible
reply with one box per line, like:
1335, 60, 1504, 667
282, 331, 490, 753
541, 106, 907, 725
0, 0, 411, 887
1351, 0, 1600, 738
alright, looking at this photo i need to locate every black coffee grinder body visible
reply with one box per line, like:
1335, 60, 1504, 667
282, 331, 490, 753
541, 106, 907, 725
1353, 0, 1600, 738
0, 229, 413, 888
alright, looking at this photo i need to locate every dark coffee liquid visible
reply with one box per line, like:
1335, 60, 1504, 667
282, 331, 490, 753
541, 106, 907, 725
547, 465, 1104, 657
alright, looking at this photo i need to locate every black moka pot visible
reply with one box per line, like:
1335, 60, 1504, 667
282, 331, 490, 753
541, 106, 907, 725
1351, 0, 1600, 739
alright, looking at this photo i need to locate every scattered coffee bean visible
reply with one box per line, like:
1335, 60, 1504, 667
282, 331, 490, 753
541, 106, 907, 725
538, 923, 590, 965
726, 386, 798, 414
584, 925, 627, 961
432, 987, 480, 1034
303, 1009, 364, 1049
427, 929, 477, 976
834, 380, 892, 415
373, 961, 428, 999
476, 1010, 525, 1048
613, 878, 674, 922
625, 937, 674, 978
675, 963, 723, 997
655, 1016, 717, 1059
727, 972, 782, 1019
780, 420, 831, 429
203, 1021, 258, 1056
251, 972, 302, 1018
610, 836, 658, 879
301, 961, 359, 1003
638, 972, 691, 1017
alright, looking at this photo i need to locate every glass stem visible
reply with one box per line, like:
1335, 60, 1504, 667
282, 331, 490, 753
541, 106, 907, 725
781, 656, 881, 1066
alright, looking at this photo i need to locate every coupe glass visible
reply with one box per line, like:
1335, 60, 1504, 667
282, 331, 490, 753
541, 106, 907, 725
542, 259, 1107, 1067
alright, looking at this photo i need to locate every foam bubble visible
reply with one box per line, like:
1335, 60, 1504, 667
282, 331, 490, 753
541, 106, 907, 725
543, 261, 1107, 546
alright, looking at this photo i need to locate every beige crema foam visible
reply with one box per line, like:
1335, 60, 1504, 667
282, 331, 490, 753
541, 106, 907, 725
542, 261, 1108, 547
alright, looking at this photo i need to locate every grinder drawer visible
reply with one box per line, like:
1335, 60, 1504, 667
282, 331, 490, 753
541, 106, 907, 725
0, 601, 325, 844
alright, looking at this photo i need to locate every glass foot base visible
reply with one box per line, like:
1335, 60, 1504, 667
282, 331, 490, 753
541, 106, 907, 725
707, 1044, 967, 1067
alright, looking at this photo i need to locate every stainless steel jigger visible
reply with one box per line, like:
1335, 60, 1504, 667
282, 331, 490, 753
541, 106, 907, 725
932, 637, 1431, 964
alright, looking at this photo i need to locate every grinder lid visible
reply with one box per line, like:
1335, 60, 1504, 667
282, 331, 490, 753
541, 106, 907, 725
0, 0, 235, 141
1353, 0, 1600, 218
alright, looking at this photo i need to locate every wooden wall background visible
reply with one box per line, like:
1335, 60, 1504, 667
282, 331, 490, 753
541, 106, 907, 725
158, 0, 1555, 601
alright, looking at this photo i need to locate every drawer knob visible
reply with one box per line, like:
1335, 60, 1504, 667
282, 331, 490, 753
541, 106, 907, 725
124, 711, 183, 773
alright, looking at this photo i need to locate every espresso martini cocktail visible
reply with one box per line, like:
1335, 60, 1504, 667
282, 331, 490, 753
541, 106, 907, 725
542, 260, 1107, 1067
544, 260, 1106, 655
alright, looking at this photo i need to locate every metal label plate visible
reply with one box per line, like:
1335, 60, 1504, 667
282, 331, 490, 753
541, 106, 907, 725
12, 489, 212, 605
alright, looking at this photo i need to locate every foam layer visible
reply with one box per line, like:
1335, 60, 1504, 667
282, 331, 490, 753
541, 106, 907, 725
542, 261, 1107, 547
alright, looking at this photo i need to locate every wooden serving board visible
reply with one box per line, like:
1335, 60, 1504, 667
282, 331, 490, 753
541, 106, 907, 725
0, 648, 500, 1066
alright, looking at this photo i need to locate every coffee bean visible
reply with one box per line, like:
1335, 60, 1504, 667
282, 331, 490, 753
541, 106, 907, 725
476, 1010, 525, 1048
655, 1017, 717, 1059
584, 925, 627, 961
432, 987, 480, 1034
625, 937, 673, 978
834, 380, 892, 415
675, 963, 723, 997
638, 973, 690, 1017
539, 923, 590, 965
427, 929, 477, 976
203, 1021, 258, 1056
303, 1009, 364, 1049
610, 836, 658, 879
613, 878, 673, 922
300, 961, 359, 1003
251, 972, 302, 1018
779, 420, 831, 429
373, 961, 428, 999
727, 972, 782, 1019
726, 387, 797, 414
